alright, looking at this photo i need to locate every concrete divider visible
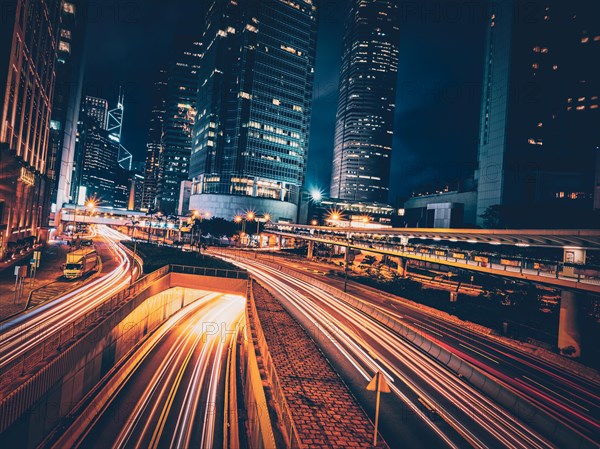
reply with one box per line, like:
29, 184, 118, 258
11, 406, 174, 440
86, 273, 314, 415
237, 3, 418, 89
0, 266, 247, 449
240, 281, 293, 449
246, 257, 596, 449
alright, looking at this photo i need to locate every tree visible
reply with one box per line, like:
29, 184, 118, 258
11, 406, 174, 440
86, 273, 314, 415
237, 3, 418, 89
480, 205, 504, 229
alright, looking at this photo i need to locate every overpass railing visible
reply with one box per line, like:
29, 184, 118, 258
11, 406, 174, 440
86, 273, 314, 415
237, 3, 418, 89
272, 230, 600, 287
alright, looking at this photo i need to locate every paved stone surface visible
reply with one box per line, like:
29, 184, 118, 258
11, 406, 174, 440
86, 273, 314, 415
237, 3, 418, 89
253, 281, 388, 449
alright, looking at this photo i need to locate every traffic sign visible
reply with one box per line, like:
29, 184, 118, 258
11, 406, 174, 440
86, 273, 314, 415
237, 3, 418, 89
367, 371, 391, 393
367, 371, 390, 447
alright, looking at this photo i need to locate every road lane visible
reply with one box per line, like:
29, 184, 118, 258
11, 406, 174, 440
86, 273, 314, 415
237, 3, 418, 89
220, 254, 557, 449
72, 292, 245, 449
247, 251, 600, 445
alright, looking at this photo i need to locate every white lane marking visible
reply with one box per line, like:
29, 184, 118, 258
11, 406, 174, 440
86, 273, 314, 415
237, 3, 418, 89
522, 376, 591, 412
459, 343, 500, 364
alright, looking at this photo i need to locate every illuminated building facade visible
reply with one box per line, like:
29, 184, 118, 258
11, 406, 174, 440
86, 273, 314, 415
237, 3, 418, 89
0, 0, 61, 258
330, 0, 400, 203
142, 68, 168, 211
189, 0, 318, 221
72, 96, 118, 206
475, 1, 600, 227
155, 40, 202, 215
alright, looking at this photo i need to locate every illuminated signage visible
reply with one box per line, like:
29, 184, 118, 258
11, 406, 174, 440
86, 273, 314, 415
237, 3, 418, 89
19, 167, 35, 186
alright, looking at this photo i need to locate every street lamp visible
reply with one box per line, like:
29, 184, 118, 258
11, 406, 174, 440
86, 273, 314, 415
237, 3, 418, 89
344, 236, 354, 292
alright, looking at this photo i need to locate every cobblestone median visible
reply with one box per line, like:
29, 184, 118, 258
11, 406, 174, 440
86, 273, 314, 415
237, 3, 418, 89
252, 281, 388, 449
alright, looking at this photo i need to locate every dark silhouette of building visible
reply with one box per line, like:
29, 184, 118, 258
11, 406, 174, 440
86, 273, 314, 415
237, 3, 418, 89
48, 0, 88, 221
475, 1, 600, 228
330, 0, 400, 204
189, 0, 318, 221
0, 0, 62, 258
142, 68, 168, 211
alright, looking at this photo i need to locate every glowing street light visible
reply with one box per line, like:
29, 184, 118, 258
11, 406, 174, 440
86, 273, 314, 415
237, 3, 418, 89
311, 219, 318, 226
310, 188, 323, 202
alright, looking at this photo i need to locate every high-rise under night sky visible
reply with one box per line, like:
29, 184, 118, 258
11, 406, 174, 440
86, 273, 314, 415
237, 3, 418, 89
84, 0, 487, 202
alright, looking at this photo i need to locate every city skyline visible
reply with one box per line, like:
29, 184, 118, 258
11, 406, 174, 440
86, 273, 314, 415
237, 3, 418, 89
1, 3, 600, 449
83, 0, 486, 202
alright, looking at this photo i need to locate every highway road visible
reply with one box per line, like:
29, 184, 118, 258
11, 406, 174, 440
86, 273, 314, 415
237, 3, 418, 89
0, 225, 138, 376
267, 254, 600, 446
254, 252, 600, 442
58, 291, 245, 449
218, 250, 595, 449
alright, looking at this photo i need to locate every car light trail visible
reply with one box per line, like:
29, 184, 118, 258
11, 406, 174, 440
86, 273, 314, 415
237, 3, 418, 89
0, 225, 133, 372
222, 255, 556, 449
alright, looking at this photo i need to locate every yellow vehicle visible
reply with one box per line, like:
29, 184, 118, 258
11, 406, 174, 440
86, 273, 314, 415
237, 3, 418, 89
63, 248, 98, 279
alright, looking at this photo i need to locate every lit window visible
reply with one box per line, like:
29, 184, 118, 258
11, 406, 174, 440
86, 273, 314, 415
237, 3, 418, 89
581, 37, 589, 43
272, 99, 280, 106
63, 2, 75, 14
59, 41, 71, 53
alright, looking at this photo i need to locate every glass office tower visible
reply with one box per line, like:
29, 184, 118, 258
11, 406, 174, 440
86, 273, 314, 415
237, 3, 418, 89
189, 0, 318, 221
330, 0, 400, 203
156, 40, 202, 215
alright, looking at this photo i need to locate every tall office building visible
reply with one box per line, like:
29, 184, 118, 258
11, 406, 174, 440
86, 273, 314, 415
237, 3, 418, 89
72, 96, 119, 206
48, 0, 87, 221
475, 1, 600, 228
0, 0, 62, 259
155, 41, 202, 215
142, 68, 168, 211
189, 0, 318, 221
330, 0, 400, 203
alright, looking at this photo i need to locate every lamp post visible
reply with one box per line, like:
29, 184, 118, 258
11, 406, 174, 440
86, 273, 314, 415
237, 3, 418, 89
245, 211, 255, 246
344, 236, 353, 293
85, 200, 96, 234
129, 220, 139, 285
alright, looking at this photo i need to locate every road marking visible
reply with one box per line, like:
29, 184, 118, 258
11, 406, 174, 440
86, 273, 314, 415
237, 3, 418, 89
459, 343, 499, 364
413, 322, 443, 337
522, 375, 590, 411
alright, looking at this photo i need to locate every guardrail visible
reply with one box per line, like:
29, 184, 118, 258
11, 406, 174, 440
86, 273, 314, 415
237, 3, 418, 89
170, 264, 248, 279
271, 231, 600, 289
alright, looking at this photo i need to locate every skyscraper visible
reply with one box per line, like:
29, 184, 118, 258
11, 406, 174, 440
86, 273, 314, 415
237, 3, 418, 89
48, 0, 87, 220
0, 0, 62, 259
475, 1, 600, 228
155, 41, 202, 215
142, 68, 168, 211
330, 0, 400, 204
189, 0, 318, 221
72, 96, 118, 206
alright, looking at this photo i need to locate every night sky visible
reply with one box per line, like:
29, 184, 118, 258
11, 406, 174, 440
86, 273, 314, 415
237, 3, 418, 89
85, 0, 487, 203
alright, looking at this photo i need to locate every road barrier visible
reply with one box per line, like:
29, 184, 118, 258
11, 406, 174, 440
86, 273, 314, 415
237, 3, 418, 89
238, 281, 280, 449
